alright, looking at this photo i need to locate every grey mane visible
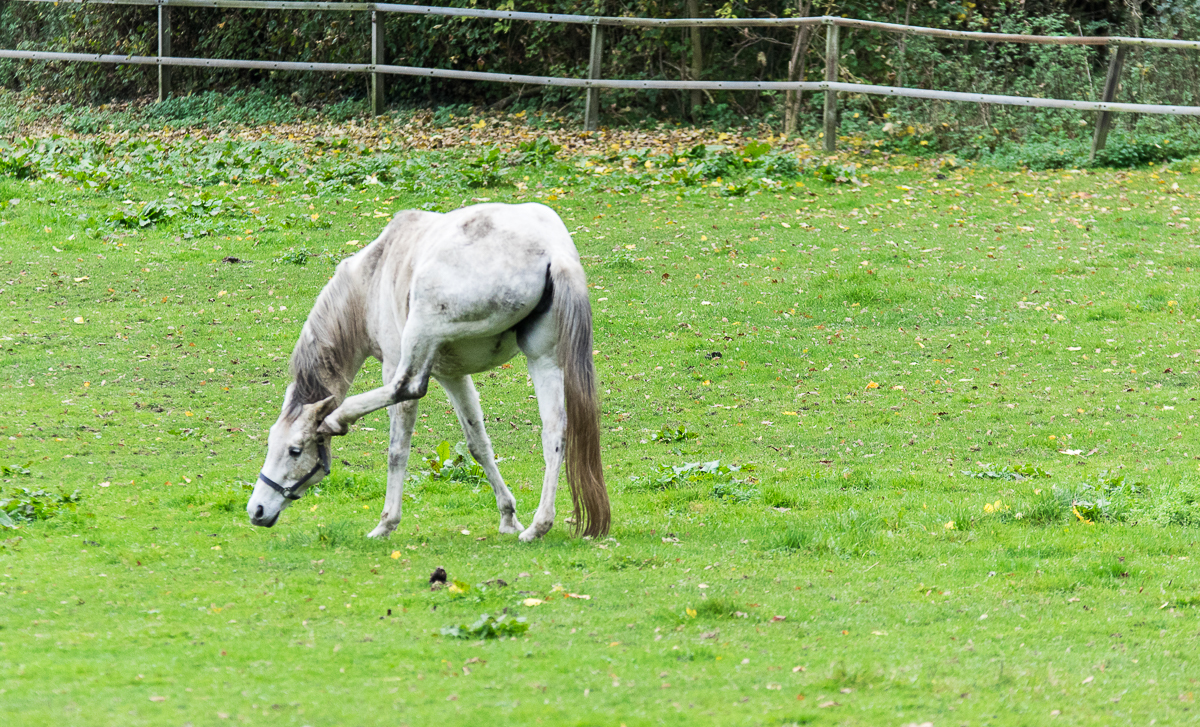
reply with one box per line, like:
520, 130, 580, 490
286, 264, 368, 415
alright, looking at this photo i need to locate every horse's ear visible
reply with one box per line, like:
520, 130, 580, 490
302, 396, 339, 428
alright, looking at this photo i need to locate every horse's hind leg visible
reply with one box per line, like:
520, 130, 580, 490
439, 375, 524, 535
367, 398, 419, 539
520, 354, 566, 542
516, 311, 566, 542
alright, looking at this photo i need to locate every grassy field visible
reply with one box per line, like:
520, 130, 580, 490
1, 113, 1199, 726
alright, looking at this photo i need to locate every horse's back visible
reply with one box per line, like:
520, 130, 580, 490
424, 202, 576, 262
373, 204, 576, 348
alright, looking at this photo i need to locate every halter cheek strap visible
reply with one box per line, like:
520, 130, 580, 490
257, 441, 330, 501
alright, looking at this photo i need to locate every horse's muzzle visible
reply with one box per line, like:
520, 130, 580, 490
249, 504, 279, 528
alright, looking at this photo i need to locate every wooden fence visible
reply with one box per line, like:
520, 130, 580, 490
4, 0, 1200, 159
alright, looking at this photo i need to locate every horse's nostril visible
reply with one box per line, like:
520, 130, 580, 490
254, 504, 264, 520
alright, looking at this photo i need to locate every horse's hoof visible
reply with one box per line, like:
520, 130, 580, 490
367, 523, 396, 539
499, 520, 524, 535
518, 523, 550, 542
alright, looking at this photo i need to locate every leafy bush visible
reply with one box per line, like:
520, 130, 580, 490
512, 136, 562, 166
648, 424, 698, 444
438, 612, 528, 639
1096, 137, 1196, 168
419, 440, 488, 488
627, 460, 754, 494
0, 487, 82, 528
278, 249, 311, 266
1, 462, 32, 478
460, 148, 505, 188
962, 463, 1051, 481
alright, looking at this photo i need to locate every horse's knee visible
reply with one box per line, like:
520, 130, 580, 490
388, 450, 407, 470
391, 376, 428, 402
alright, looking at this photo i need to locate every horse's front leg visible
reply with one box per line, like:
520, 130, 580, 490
320, 331, 435, 435
368, 398, 419, 539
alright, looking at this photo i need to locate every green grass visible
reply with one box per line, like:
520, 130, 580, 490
1, 115, 1199, 725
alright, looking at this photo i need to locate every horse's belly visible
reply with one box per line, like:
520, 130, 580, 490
432, 332, 521, 377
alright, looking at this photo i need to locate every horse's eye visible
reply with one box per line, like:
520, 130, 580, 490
287, 446, 303, 457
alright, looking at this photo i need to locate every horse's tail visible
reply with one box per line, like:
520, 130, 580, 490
552, 260, 610, 538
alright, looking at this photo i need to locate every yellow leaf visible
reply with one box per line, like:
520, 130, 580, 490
865, 381, 879, 390
685, 607, 697, 618
523, 598, 545, 607
390, 550, 401, 559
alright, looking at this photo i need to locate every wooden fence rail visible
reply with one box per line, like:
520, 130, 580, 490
4, 1, 1199, 160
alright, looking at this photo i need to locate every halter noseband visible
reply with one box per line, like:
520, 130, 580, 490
257, 440, 330, 501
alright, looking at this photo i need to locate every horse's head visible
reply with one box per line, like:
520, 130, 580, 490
247, 392, 338, 527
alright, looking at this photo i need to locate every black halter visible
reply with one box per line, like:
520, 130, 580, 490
257, 440, 330, 501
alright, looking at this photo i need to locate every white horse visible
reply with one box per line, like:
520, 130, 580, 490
246, 203, 609, 542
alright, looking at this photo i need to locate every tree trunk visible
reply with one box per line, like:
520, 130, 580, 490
783, 0, 813, 135
686, 0, 703, 118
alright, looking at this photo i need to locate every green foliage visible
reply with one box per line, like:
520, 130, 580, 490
1132, 481, 1200, 527
627, 460, 752, 493
810, 162, 860, 185
1015, 488, 1071, 526
461, 148, 505, 188
691, 597, 744, 620
420, 441, 488, 488
628, 460, 757, 503
512, 136, 561, 166
438, 612, 528, 639
962, 463, 1051, 481
0, 487, 81, 527
1061, 472, 1145, 523
648, 424, 698, 444
278, 249, 311, 266
1, 462, 32, 478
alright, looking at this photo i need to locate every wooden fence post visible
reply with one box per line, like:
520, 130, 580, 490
686, 0, 703, 118
371, 9, 386, 115
584, 21, 604, 131
823, 19, 838, 153
1090, 42, 1128, 162
157, 0, 171, 102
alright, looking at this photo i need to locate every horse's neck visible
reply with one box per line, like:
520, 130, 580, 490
295, 265, 372, 403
